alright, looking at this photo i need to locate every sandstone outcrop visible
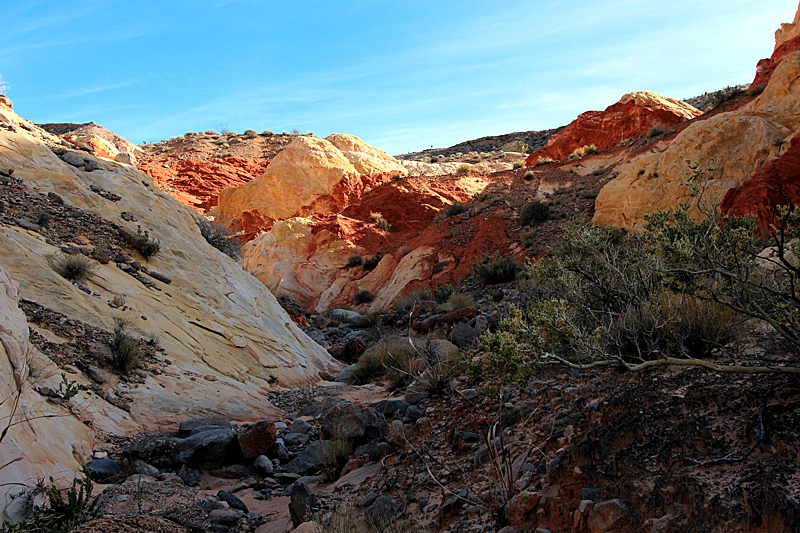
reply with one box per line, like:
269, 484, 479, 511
721, 131, 800, 235
0, 265, 95, 522
38, 122, 143, 165
594, 48, 800, 229
241, 174, 522, 312
0, 106, 338, 435
755, 4, 800, 85
525, 91, 701, 165
215, 135, 406, 235
139, 157, 270, 212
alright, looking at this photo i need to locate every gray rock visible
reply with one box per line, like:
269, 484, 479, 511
283, 442, 322, 474
304, 328, 326, 344
217, 490, 248, 513
195, 498, 228, 511
579, 487, 604, 501
253, 455, 273, 476
406, 405, 425, 420
62, 152, 87, 167
449, 322, 479, 348
283, 432, 309, 447
329, 309, 370, 328
588, 499, 630, 531
358, 491, 377, 508
115, 152, 137, 165
365, 495, 400, 527
172, 429, 238, 468
321, 404, 387, 443
178, 418, 232, 437
288, 481, 317, 528
461, 388, 479, 400
178, 465, 201, 487
334, 364, 358, 384
370, 399, 409, 418
85, 459, 121, 482
209, 508, 244, 526
404, 381, 429, 404
289, 420, 313, 435
132, 459, 160, 477
268, 441, 291, 461
86, 365, 109, 384
15, 218, 39, 232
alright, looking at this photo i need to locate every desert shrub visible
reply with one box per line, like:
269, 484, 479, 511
456, 164, 473, 175
319, 426, 353, 481
518, 201, 550, 226
395, 288, 432, 310
447, 292, 475, 310
580, 190, 598, 199
429, 156, 439, 163
472, 192, 488, 201
353, 290, 374, 305
1, 469, 99, 533
501, 140, 532, 154
52, 252, 98, 283
569, 144, 598, 158
109, 318, 141, 374
353, 337, 422, 385
432, 282, 455, 304
513, 161, 524, 169
197, 218, 242, 260
36, 211, 51, 227
363, 254, 381, 271
647, 122, 667, 137
370, 212, 391, 231
346, 255, 363, 268
443, 203, 467, 217
472, 253, 520, 284
537, 156, 554, 164
134, 226, 160, 259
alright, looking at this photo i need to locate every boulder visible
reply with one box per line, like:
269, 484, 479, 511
284, 442, 324, 474
85, 458, 121, 482
587, 499, 631, 532
237, 418, 277, 460
253, 455, 273, 476
321, 403, 387, 443
289, 481, 317, 528
172, 429, 239, 468
179, 418, 232, 437
526, 91, 701, 164
364, 496, 401, 527
505, 491, 542, 531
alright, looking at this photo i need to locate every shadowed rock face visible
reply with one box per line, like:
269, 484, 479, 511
525, 91, 701, 165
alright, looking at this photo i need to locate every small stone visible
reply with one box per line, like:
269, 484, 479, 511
253, 455, 274, 476
217, 490, 248, 513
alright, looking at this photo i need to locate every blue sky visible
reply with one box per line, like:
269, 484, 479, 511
1, 0, 797, 154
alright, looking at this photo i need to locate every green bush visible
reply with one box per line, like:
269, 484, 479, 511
432, 282, 455, 304
447, 292, 475, 310
518, 201, 550, 226
472, 253, 520, 284
1, 469, 99, 533
370, 212, 391, 231
134, 226, 160, 259
443, 203, 467, 217
197, 218, 242, 260
513, 161, 524, 169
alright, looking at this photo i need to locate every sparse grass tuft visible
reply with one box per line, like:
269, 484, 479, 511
569, 144, 598, 158
456, 164, 474, 175
512, 161, 524, 169
447, 292, 475, 310
370, 212, 391, 231
522, 170, 535, 181
537, 156, 554, 164
443, 203, 467, 217
319, 426, 353, 481
109, 318, 141, 374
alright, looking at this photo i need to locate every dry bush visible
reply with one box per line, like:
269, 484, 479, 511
370, 212, 391, 231
51, 253, 98, 283
447, 292, 475, 310
319, 426, 353, 481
